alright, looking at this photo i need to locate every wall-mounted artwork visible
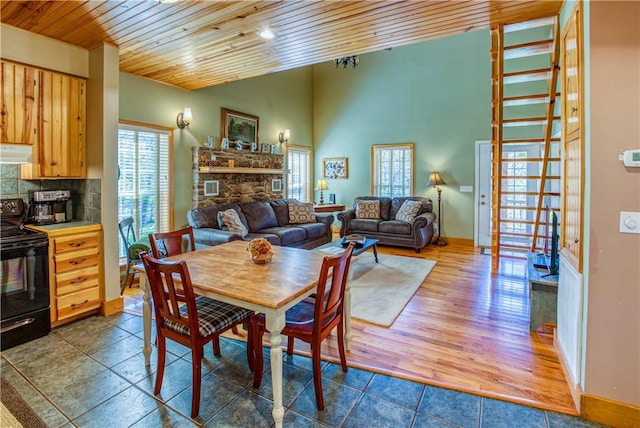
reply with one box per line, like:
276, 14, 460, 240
272, 179, 283, 192
221, 108, 259, 144
322, 157, 348, 179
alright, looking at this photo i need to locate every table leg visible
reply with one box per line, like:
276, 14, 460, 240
140, 272, 152, 367
373, 243, 379, 263
265, 312, 286, 428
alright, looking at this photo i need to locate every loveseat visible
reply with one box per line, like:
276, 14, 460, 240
337, 196, 436, 252
187, 199, 333, 250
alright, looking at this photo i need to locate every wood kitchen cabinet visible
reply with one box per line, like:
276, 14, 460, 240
560, 4, 584, 273
20, 69, 87, 179
1, 60, 40, 145
44, 225, 103, 326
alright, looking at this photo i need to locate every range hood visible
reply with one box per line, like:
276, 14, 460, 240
0, 144, 33, 164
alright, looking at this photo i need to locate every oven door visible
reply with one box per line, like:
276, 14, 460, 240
1, 238, 51, 349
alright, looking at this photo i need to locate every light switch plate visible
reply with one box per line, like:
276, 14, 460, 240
460, 185, 473, 193
620, 211, 640, 234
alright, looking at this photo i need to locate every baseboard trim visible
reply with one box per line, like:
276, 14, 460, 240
443, 237, 474, 247
582, 394, 640, 428
101, 297, 124, 316
553, 330, 582, 411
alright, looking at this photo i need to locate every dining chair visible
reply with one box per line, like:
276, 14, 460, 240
149, 226, 241, 336
250, 243, 355, 410
148, 226, 196, 259
118, 217, 150, 295
140, 252, 255, 418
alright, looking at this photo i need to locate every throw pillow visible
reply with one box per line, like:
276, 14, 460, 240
356, 200, 381, 219
288, 201, 317, 224
218, 209, 248, 237
395, 200, 422, 223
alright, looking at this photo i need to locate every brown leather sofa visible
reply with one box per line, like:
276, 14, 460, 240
337, 196, 435, 252
187, 199, 333, 249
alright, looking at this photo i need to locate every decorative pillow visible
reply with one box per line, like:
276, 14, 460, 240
395, 200, 422, 223
356, 200, 381, 219
218, 209, 248, 237
288, 201, 317, 224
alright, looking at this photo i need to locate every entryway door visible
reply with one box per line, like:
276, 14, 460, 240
475, 140, 541, 251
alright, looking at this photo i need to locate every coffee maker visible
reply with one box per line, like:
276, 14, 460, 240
28, 190, 71, 224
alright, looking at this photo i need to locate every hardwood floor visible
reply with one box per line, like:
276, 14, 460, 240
123, 240, 576, 416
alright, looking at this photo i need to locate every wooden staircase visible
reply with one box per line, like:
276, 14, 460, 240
490, 17, 561, 271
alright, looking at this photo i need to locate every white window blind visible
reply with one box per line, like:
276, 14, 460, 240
372, 144, 414, 197
118, 124, 172, 257
287, 146, 312, 202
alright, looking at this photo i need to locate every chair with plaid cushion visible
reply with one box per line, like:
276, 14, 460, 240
140, 252, 254, 418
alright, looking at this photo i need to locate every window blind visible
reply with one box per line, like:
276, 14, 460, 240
372, 144, 413, 197
287, 146, 312, 202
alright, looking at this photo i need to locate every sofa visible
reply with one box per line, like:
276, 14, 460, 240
187, 199, 333, 250
337, 196, 436, 252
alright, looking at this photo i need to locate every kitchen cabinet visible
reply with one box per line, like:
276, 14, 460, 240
560, 4, 584, 273
20, 69, 87, 179
1, 60, 40, 145
45, 225, 102, 325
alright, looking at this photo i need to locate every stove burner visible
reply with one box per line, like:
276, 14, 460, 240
0, 198, 48, 246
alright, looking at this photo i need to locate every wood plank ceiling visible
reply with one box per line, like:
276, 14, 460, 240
0, 1, 562, 90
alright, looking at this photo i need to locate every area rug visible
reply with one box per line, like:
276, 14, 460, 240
349, 254, 436, 327
0, 377, 47, 428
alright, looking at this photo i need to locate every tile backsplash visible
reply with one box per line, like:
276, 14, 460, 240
0, 164, 102, 223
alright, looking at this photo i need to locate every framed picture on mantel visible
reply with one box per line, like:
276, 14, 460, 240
221, 108, 259, 145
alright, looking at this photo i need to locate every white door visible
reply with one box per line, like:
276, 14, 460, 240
475, 141, 492, 248
475, 141, 540, 249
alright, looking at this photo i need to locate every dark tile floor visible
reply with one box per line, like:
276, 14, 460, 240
1, 313, 607, 427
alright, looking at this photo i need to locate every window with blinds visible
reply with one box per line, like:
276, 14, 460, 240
371, 144, 414, 197
287, 145, 312, 202
118, 124, 172, 257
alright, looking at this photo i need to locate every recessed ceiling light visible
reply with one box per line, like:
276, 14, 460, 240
258, 28, 275, 40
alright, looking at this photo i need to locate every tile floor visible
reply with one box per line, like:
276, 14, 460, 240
1, 313, 607, 428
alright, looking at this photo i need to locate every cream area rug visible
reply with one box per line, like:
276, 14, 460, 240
349, 254, 436, 327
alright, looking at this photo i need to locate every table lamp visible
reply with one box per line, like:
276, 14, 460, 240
315, 179, 329, 205
428, 171, 447, 246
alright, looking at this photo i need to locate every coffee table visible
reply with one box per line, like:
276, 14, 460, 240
315, 237, 379, 263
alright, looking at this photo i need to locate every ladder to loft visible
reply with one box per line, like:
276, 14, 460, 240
490, 16, 561, 271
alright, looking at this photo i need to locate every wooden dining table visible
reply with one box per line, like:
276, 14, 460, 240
135, 240, 352, 428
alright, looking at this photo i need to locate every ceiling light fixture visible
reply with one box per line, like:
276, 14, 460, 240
334, 56, 359, 69
258, 28, 275, 40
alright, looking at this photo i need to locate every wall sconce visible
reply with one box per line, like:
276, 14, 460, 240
278, 129, 290, 144
177, 107, 193, 129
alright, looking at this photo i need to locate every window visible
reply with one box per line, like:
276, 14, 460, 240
118, 123, 173, 257
371, 144, 414, 197
287, 145, 312, 202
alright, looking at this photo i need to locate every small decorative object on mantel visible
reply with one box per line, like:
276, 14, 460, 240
247, 238, 273, 264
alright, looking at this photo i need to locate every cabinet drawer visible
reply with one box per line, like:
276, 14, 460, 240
56, 266, 99, 296
54, 248, 99, 273
53, 232, 99, 253
57, 287, 100, 321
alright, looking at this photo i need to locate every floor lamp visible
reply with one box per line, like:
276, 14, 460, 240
428, 171, 447, 246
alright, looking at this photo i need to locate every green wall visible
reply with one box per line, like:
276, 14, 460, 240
120, 29, 495, 240
119, 67, 314, 226
312, 30, 492, 240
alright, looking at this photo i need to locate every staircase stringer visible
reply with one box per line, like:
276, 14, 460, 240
531, 16, 561, 251
490, 25, 504, 273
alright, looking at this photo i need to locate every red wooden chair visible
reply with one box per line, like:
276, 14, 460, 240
148, 226, 196, 259
140, 252, 254, 418
250, 243, 355, 410
150, 226, 241, 336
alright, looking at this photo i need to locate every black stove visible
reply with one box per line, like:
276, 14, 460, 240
0, 199, 48, 246
0, 198, 51, 350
